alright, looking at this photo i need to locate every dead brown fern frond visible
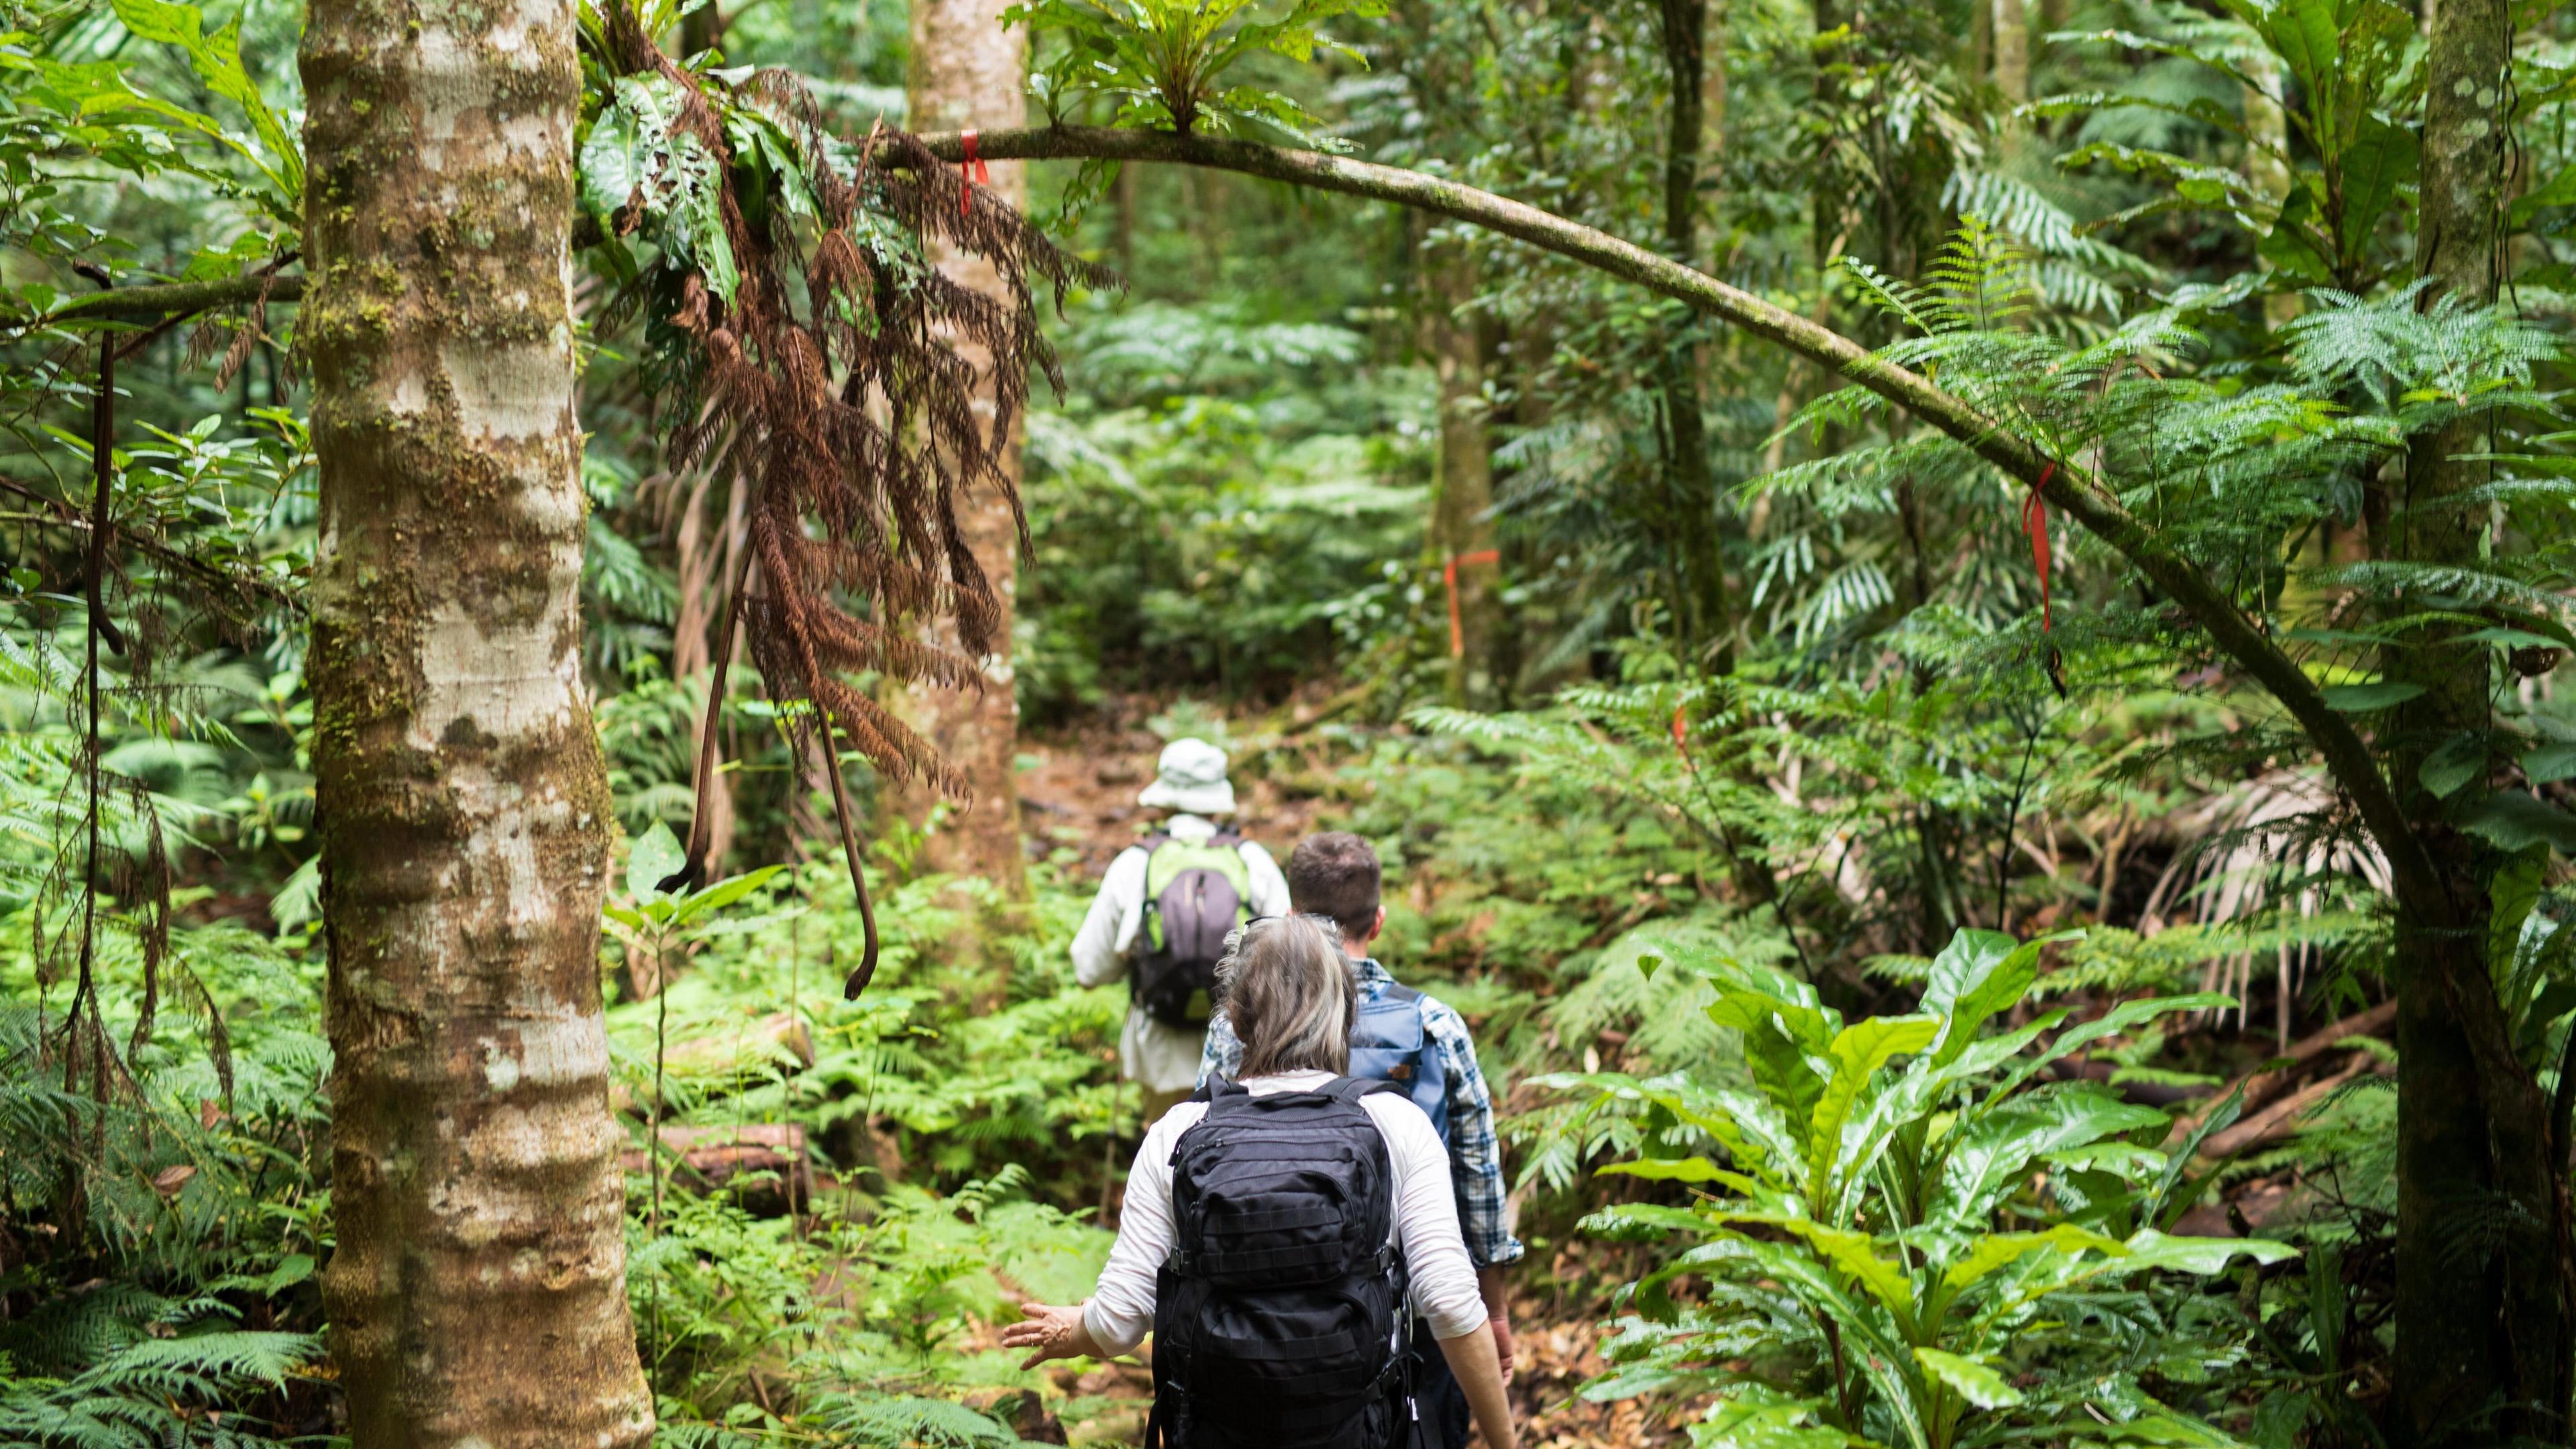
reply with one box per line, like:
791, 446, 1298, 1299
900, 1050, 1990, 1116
582, 9, 1115, 996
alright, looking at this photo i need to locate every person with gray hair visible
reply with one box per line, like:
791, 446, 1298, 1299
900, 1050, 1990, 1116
1007, 914, 1518, 1449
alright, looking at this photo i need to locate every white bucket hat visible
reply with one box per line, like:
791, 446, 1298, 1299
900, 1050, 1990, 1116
1136, 737, 1236, 816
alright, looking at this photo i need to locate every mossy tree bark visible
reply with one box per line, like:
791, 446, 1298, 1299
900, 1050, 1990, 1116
1658, 0, 1776, 909
1656, 0, 1731, 671
299, 0, 652, 1442
2386, 0, 2564, 1440
1989, 0, 2029, 109
1420, 247, 1505, 708
1393, 0, 1507, 706
898, 0, 1030, 898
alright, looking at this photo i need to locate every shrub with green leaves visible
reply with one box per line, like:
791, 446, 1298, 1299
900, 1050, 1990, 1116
1558, 928, 2290, 1449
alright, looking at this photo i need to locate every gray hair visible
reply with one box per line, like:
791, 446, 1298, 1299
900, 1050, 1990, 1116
1215, 914, 1354, 1077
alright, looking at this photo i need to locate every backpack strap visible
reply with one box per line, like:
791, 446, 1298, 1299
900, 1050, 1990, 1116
1203, 1077, 1255, 1116
1381, 983, 1422, 1005
1209, 827, 1243, 847
1322, 1075, 1405, 1105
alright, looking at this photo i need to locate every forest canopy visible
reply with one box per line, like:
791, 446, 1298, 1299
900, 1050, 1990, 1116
3, 0, 2575, 1445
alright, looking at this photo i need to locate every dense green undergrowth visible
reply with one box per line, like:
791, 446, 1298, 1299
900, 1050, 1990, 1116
8, 0, 2576, 1443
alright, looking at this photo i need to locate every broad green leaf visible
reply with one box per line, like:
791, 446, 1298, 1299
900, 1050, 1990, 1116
626, 820, 686, 902
1707, 1234, 1913, 1369
580, 95, 649, 217
675, 864, 789, 924
670, 129, 740, 305
2489, 845, 2548, 981
1597, 1155, 1727, 1183
2098, 1413, 2251, 1447
1693, 1391, 1866, 1449
1806, 1015, 1937, 1201
1914, 1346, 2023, 1409
2459, 625, 2576, 651
262, 1251, 316, 1295
1942, 1224, 2124, 1290
2508, 161, 2576, 231
2256, 185, 2335, 285
2526, 741, 2576, 786
1990, 994, 2232, 1102
1923, 928, 2077, 1066
2336, 115, 2418, 261
1578, 1202, 1714, 1240
2102, 1228, 2295, 1278
1709, 990, 1833, 1131
2259, 0, 2341, 109
2462, 792, 2576, 855
110, 0, 299, 199
2322, 681, 2424, 711
1939, 1091, 2171, 1225
2420, 733, 2485, 799
1770, 1219, 1912, 1317
1921, 929, 2021, 1030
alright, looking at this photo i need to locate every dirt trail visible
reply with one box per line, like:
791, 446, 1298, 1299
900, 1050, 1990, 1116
1005, 699, 1681, 1447
1015, 698, 1332, 875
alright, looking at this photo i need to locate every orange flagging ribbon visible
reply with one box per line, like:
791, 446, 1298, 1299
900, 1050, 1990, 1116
959, 129, 991, 216
1444, 548, 1500, 658
2022, 462, 2055, 631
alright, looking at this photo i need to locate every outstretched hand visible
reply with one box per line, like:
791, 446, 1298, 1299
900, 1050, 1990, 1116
1001, 1300, 1090, 1370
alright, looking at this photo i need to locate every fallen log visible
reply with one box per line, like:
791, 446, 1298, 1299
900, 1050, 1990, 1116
665, 1012, 815, 1077
2176, 998, 2396, 1138
2201, 1053, 2381, 1159
621, 1121, 813, 1212
612, 1012, 814, 1115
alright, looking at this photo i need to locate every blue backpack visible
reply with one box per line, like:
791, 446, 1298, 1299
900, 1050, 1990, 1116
1349, 983, 1449, 1142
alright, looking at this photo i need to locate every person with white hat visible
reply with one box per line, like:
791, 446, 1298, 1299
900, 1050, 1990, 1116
1071, 739, 1290, 1122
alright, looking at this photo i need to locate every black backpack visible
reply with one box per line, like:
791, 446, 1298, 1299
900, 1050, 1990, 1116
1133, 830, 1252, 1029
1150, 1078, 1413, 1449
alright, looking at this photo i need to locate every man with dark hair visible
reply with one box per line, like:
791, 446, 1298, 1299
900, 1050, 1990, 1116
1199, 831, 1522, 1448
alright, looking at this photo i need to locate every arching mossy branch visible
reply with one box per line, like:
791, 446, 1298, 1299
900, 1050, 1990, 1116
31, 115, 2443, 928
914, 122, 2444, 924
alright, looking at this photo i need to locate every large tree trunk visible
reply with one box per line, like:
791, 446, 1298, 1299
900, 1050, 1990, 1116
902, 0, 1029, 897
2239, 48, 2301, 327
1658, 0, 1773, 910
1421, 249, 1505, 708
2389, 0, 2561, 1440
1657, 0, 1730, 673
1395, 0, 1507, 704
1989, 0, 2029, 109
299, 1, 653, 1443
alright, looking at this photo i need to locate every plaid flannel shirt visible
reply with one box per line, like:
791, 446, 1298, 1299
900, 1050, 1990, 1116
1198, 957, 1524, 1270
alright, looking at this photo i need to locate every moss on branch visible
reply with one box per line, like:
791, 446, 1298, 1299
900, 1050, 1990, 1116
912, 123, 2442, 920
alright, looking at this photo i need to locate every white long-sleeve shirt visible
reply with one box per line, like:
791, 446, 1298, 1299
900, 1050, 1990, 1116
1081, 1071, 1488, 1358
1069, 816, 1289, 1092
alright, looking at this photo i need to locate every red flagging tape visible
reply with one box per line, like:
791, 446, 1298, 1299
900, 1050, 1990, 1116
1444, 548, 1501, 659
959, 128, 991, 216
2022, 462, 2056, 631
